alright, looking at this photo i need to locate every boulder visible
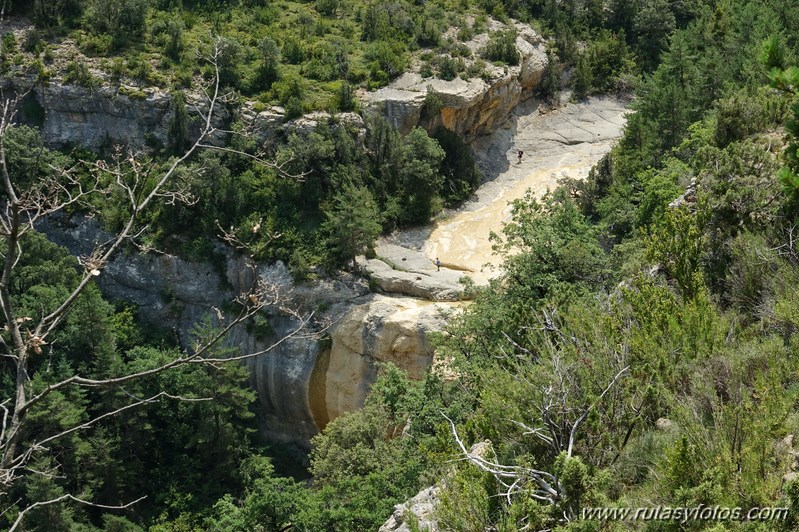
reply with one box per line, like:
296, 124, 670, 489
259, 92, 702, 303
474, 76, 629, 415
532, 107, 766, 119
380, 486, 441, 532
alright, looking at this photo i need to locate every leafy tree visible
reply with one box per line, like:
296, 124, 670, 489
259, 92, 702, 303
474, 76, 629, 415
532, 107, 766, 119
273, 74, 307, 119
163, 18, 185, 61
396, 128, 445, 225
205, 457, 305, 531
214, 36, 244, 89
632, 0, 676, 70
770, 66, 799, 201
365, 40, 409, 87
538, 49, 560, 103
85, 0, 147, 49
322, 183, 382, 268
334, 81, 356, 112
0, 48, 303, 530
432, 126, 481, 206
492, 189, 608, 303
167, 91, 190, 155
31, 0, 84, 28
645, 205, 706, 299
252, 37, 280, 91
572, 52, 592, 100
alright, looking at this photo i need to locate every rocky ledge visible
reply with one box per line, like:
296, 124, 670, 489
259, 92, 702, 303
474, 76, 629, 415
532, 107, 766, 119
362, 22, 548, 140
361, 243, 470, 302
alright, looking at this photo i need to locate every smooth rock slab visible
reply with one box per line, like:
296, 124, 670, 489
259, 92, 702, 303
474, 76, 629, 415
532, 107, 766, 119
363, 257, 466, 302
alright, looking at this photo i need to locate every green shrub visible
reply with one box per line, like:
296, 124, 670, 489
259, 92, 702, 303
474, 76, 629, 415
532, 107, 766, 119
365, 40, 408, 85
158, 18, 186, 62
273, 74, 307, 119
78, 32, 113, 56
118, 85, 148, 99
1, 32, 16, 56
64, 60, 98, 87
433, 126, 481, 206
420, 61, 433, 78
282, 37, 305, 64
215, 36, 243, 88
251, 37, 280, 91
86, 0, 147, 50
482, 29, 519, 65
315, 0, 338, 17
22, 29, 45, 54
421, 86, 443, 121
335, 81, 356, 112
416, 17, 442, 47
585, 30, 634, 94
302, 41, 340, 81
32, 0, 85, 28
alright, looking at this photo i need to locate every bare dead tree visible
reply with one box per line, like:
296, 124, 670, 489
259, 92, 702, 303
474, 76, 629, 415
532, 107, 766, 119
444, 363, 629, 518
0, 38, 314, 527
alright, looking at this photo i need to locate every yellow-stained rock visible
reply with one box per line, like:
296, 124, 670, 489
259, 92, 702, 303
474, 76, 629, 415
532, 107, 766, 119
320, 296, 459, 426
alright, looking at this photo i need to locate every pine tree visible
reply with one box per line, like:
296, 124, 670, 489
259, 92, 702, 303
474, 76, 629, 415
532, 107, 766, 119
323, 183, 382, 269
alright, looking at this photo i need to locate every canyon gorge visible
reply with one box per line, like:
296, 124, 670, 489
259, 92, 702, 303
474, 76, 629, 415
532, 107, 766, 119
8, 25, 626, 445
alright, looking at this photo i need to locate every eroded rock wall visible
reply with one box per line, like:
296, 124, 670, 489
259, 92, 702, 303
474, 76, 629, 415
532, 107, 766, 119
12, 18, 553, 445
319, 296, 455, 427
362, 24, 548, 140
39, 216, 450, 443
35, 84, 175, 150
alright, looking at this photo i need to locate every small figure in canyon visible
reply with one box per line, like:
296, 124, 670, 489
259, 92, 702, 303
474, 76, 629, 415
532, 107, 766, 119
436, 258, 441, 271
517, 150, 523, 164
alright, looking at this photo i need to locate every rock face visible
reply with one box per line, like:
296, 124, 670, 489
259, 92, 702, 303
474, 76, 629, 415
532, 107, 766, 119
35, 84, 175, 151
362, 243, 470, 302
317, 296, 455, 427
5, 76, 361, 152
362, 24, 548, 140
38, 215, 453, 443
380, 486, 441, 532
8, 17, 617, 449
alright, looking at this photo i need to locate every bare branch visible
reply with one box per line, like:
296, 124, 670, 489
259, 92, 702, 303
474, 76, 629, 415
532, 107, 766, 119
566, 365, 629, 458
9, 493, 146, 532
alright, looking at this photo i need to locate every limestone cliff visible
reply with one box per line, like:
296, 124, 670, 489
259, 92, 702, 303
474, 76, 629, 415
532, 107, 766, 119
316, 296, 455, 428
7, 14, 620, 448
4, 16, 544, 150
39, 215, 453, 443
36, 83, 176, 150
5, 79, 365, 153
362, 23, 548, 140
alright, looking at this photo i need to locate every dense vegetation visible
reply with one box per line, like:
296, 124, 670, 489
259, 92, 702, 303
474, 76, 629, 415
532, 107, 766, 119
4, 0, 691, 114
5, 0, 799, 530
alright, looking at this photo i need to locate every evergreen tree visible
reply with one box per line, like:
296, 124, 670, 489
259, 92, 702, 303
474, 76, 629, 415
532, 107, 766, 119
322, 183, 382, 268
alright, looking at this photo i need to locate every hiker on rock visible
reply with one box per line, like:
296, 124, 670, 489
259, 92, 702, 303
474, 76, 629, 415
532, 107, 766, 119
436, 258, 441, 271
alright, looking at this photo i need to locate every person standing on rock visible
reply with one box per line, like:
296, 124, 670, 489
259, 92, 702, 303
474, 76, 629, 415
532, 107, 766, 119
517, 150, 523, 164
436, 258, 441, 271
